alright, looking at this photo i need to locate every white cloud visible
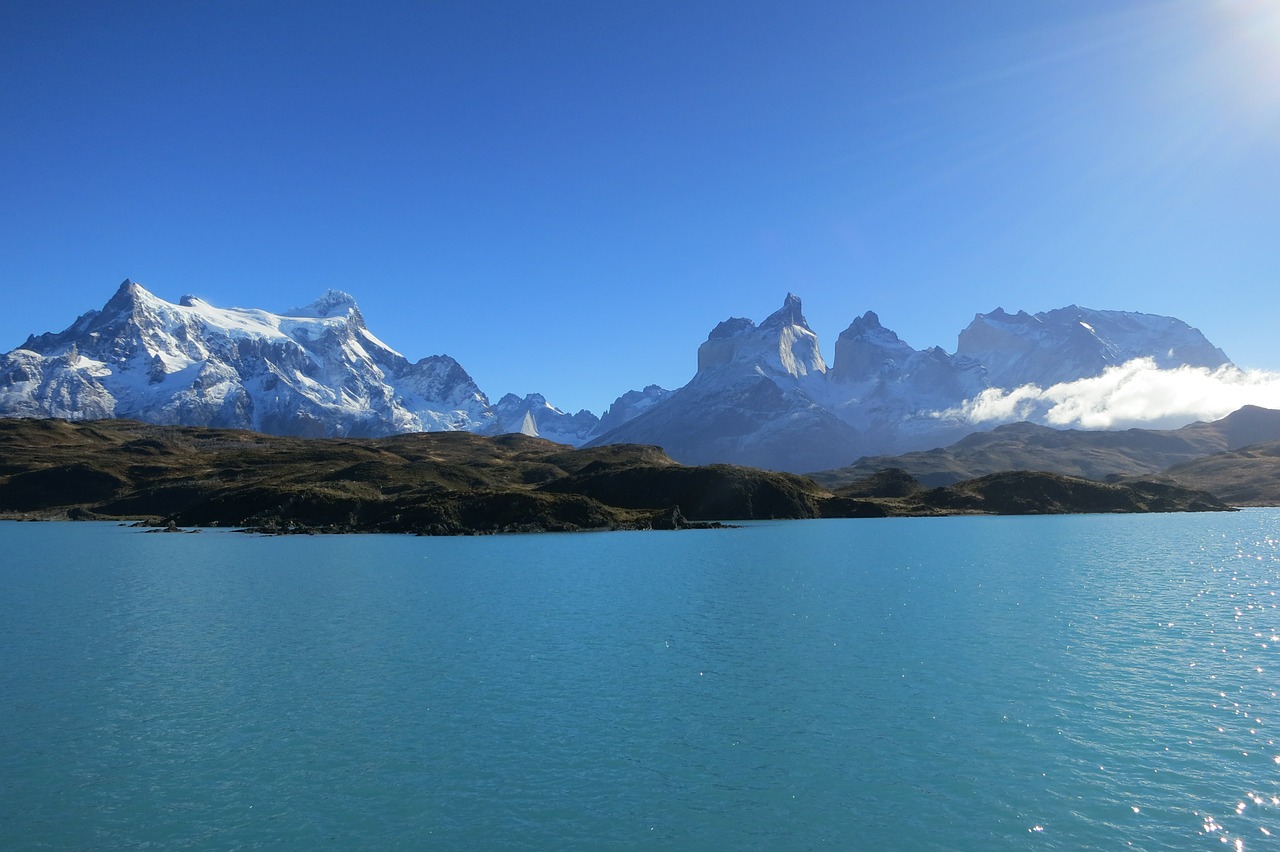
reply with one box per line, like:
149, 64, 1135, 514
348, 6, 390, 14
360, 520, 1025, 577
940, 358, 1280, 431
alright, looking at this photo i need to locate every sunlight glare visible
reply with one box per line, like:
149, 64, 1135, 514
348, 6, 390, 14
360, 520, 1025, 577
1213, 0, 1280, 128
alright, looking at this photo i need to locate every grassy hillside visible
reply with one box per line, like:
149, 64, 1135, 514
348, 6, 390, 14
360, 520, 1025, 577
1155, 441, 1280, 507
0, 419, 1232, 533
811, 406, 1280, 488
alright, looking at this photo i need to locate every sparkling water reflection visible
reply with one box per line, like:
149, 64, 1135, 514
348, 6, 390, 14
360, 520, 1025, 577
2, 512, 1280, 849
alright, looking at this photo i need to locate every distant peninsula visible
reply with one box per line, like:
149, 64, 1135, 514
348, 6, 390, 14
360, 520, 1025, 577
0, 419, 1231, 535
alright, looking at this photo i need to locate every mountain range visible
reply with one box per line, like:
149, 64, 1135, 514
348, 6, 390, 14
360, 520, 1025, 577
0, 280, 1234, 472
0, 280, 653, 444
583, 294, 1230, 471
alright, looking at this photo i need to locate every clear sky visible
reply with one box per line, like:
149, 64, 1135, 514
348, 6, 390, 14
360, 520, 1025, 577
2, 0, 1277, 415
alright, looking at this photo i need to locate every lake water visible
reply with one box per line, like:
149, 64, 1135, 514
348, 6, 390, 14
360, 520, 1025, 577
3, 513, 1280, 850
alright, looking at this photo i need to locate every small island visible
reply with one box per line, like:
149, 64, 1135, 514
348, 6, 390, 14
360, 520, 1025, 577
0, 418, 1232, 535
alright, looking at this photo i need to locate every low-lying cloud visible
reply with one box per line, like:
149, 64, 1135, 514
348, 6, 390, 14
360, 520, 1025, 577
938, 358, 1280, 431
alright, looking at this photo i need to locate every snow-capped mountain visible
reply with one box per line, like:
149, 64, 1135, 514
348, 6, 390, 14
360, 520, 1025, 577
491, 393, 601, 445
823, 310, 989, 453
583, 295, 865, 472
696, 293, 828, 382
0, 281, 1236, 468
0, 280, 677, 446
594, 384, 672, 434
588, 294, 1233, 472
0, 280, 497, 437
956, 306, 1231, 389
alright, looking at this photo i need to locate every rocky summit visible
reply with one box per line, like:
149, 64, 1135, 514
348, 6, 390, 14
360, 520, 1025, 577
0, 280, 661, 445
588, 294, 1230, 472
0, 280, 497, 437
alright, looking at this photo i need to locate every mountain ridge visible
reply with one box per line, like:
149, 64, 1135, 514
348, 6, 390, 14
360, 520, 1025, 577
588, 293, 1230, 471
0, 282, 1237, 469
0, 280, 663, 445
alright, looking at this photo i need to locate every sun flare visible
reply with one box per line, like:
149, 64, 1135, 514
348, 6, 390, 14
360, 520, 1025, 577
1213, 0, 1280, 124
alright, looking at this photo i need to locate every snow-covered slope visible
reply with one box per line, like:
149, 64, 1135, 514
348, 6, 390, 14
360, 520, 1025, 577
491, 393, 600, 446
585, 295, 864, 472
695, 293, 827, 381
0, 279, 679, 445
487, 386, 677, 447
0, 280, 497, 436
824, 311, 989, 454
957, 305, 1230, 389
0, 281, 1239, 469
588, 296, 1236, 472
594, 384, 672, 434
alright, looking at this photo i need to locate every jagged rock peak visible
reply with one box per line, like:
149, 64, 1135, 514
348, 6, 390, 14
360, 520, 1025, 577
0, 279, 497, 439
974, 306, 1038, 325
103, 278, 151, 312
708, 317, 755, 339
286, 289, 360, 318
695, 293, 825, 379
491, 391, 600, 446
496, 392, 549, 408
832, 310, 917, 383
760, 292, 810, 330
834, 311, 911, 358
839, 310, 893, 337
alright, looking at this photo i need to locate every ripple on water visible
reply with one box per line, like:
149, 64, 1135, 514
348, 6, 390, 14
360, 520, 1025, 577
3, 513, 1280, 849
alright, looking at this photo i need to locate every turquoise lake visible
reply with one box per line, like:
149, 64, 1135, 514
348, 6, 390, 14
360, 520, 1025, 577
3, 512, 1280, 850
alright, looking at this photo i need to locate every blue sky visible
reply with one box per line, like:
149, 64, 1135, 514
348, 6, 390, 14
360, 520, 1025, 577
2, 0, 1277, 414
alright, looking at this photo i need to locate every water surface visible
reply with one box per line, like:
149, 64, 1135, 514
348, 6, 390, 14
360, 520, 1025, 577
3, 513, 1280, 849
